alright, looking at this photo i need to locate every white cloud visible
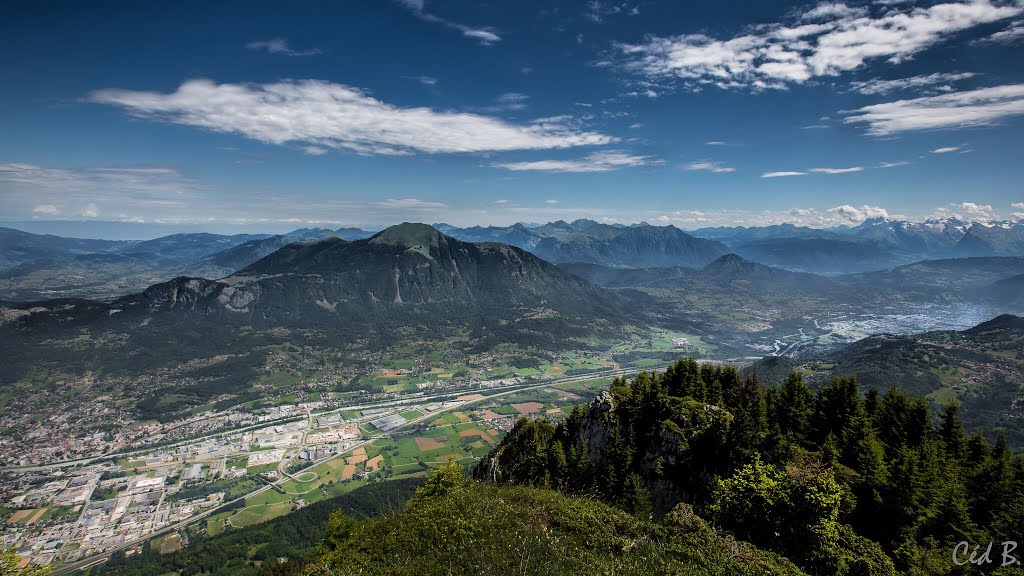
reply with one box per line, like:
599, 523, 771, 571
802, 3, 868, 21
958, 201, 995, 218
303, 146, 328, 156
879, 160, 909, 167
32, 204, 58, 214
827, 204, 889, 222
493, 150, 662, 173
849, 72, 976, 96
808, 166, 864, 174
683, 161, 735, 173
89, 79, 613, 156
397, 0, 501, 45
494, 199, 512, 204
246, 38, 322, 56
81, 203, 100, 218
932, 146, 961, 153
617, 1, 1020, 90
545, 199, 559, 204
374, 198, 447, 210
705, 141, 727, 145
761, 171, 806, 178
979, 19, 1024, 43
1012, 202, 1024, 210
843, 84, 1024, 135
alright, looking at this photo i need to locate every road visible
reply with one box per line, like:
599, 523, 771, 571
50, 363, 675, 574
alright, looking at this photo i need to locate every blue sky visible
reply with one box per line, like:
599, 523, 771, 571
1, 0, 1023, 233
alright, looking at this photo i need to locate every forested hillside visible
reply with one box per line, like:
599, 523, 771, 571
476, 359, 1024, 575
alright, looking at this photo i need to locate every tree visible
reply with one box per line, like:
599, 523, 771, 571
938, 401, 967, 463
775, 371, 813, 446
619, 472, 652, 517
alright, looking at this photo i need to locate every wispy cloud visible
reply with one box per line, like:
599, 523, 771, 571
246, 38, 323, 56
849, 72, 976, 96
705, 141, 727, 146
406, 75, 439, 86
808, 166, 863, 174
374, 198, 447, 210
485, 92, 530, 112
494, 151, 661, 173
616, 1, 1019, 90
89, 79, 613, 156
0, 162, 197, 221
879, 160, 909, 167
932, 146, 961, 153
683, 161, 735, 173
585, 1, 641, 23
545, 199, 559, 204
977, 19, 1024, 44
761, 171, 806, 178
843, 84, 1024, 135
397, 0, 501, 45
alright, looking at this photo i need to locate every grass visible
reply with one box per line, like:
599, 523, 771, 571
245, 488, 293, 507
230, 502, 294, 528
247, 463, 279, 475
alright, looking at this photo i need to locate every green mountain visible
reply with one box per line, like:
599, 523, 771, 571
0, 224, 630, 415
733, 237, 902, 273
747, 314, 1024, 448
532, 224, 729, 268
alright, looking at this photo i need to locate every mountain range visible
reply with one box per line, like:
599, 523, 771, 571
0, 224, 631, 411
3, 216, 1024, 301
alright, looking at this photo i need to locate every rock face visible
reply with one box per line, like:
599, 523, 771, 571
477, 385, 733, 514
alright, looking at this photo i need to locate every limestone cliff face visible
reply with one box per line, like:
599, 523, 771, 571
476, 387, 732, 514
579, 390, 730, 512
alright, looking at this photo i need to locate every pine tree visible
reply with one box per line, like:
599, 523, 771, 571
938, 401, 967, 464
619, 472, 653, 517
776, 371, 813, 446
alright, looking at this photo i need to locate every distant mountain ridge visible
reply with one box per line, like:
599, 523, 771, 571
745, 313, 1024, 448
690, 217, 1024, 272
1, 224, 632, 400
0, 225, 374, 300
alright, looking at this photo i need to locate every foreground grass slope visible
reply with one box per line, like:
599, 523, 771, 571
305, 463, 804, 576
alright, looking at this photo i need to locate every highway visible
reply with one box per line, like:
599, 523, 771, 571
50, 363, 673, 574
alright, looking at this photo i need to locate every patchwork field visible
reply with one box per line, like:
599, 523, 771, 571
512, 401, 545, 414
414, 436, 447, 451
459, 428, 495, 445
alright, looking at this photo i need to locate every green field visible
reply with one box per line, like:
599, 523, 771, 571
230, 502, 295, 528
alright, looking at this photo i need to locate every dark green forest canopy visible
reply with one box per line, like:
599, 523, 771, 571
475, 358, 1024, 576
